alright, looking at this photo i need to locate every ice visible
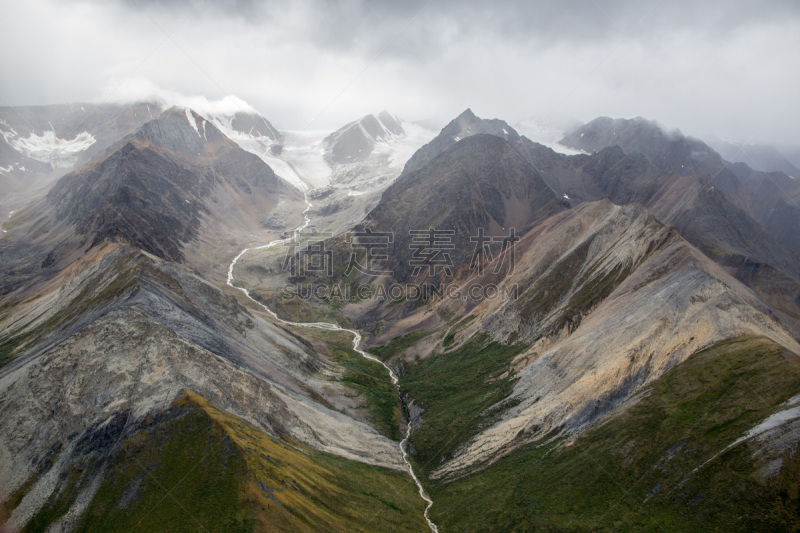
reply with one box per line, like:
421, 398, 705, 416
9, 130, 96, 169
514, 119, 585, 156
372, 122, 436, 171
279, 130, 332, 190
199, 113, 310, 192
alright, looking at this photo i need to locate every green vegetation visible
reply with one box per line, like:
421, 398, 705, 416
298, 328, 402, 440
0, 474, 37, 525
517, 239, 592, 327
369, 330, 432, 361
398, 333, 525, 474
24, 391, 427, 532
3, 208, 30, 232
428, 337, 800, 531
442, 331, 456, 347
0, 331, 32, 367
259, 288, 343, 325
386, 294, 407, 310
443, 314, 478, 348
556, 261, 634, 333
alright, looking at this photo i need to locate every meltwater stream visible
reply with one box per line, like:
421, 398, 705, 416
226, 194, 439, 532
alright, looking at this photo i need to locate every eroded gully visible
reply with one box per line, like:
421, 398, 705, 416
226, 193, 439, 532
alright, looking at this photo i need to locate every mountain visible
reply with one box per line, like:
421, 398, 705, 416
401, 108, 523, 175
348, 190, 800, 530
0, 244, 424, 531
0, 107, 304, 296
323, 111, 405, 165
706, 137, 800, 177
0, 105, 431, 531
361, 132, 566, 282
520, 118, 800, 335
268, 112, 436, 237
559, 116, 800, 257
560, 116, 725, 177
248, 109, 800, 530
5, 102, 800, 532
0, 103, 163, 210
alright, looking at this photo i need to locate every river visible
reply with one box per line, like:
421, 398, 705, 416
226, 193, 439, 532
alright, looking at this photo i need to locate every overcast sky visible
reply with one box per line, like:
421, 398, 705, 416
1, 0, 798, 142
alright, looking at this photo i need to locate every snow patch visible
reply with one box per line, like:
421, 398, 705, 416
8, 130, 96, 168
201, 113, 312, 191
371, 122, 436, 171
514, 119, 586, 156
279, 130, 332, 190
185, 108, 200, 137
738, 405, 800, 445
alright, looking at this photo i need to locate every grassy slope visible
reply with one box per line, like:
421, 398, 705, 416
24, 390, 427, 532
295, 327, 403, 440
391, 333, 525, 475
429, 337, 800, 531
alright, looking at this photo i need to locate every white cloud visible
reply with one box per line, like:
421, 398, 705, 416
0, 0, 798, 142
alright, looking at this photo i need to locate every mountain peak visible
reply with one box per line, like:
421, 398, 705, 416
560, 115, 722, 177
323, 111, 406, 164
401, 109, 521, 175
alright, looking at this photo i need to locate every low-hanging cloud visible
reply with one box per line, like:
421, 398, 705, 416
1, 0, 798, 142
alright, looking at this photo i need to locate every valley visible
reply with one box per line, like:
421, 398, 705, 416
2, 100, 800, 532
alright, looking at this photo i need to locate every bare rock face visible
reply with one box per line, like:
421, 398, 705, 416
0, 244, 407, 530
559, 116, 800, 257
46, 108, 299, 264
362, 133, 566, 282
399, 201, 800, 479
401, 108, 522, 176
0, 107, 305, 293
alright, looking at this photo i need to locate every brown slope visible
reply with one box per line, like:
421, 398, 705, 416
374, 199, 800, 479
561, 116, 800, 254
0, 108, 303, 294
360, 133, 566, 283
